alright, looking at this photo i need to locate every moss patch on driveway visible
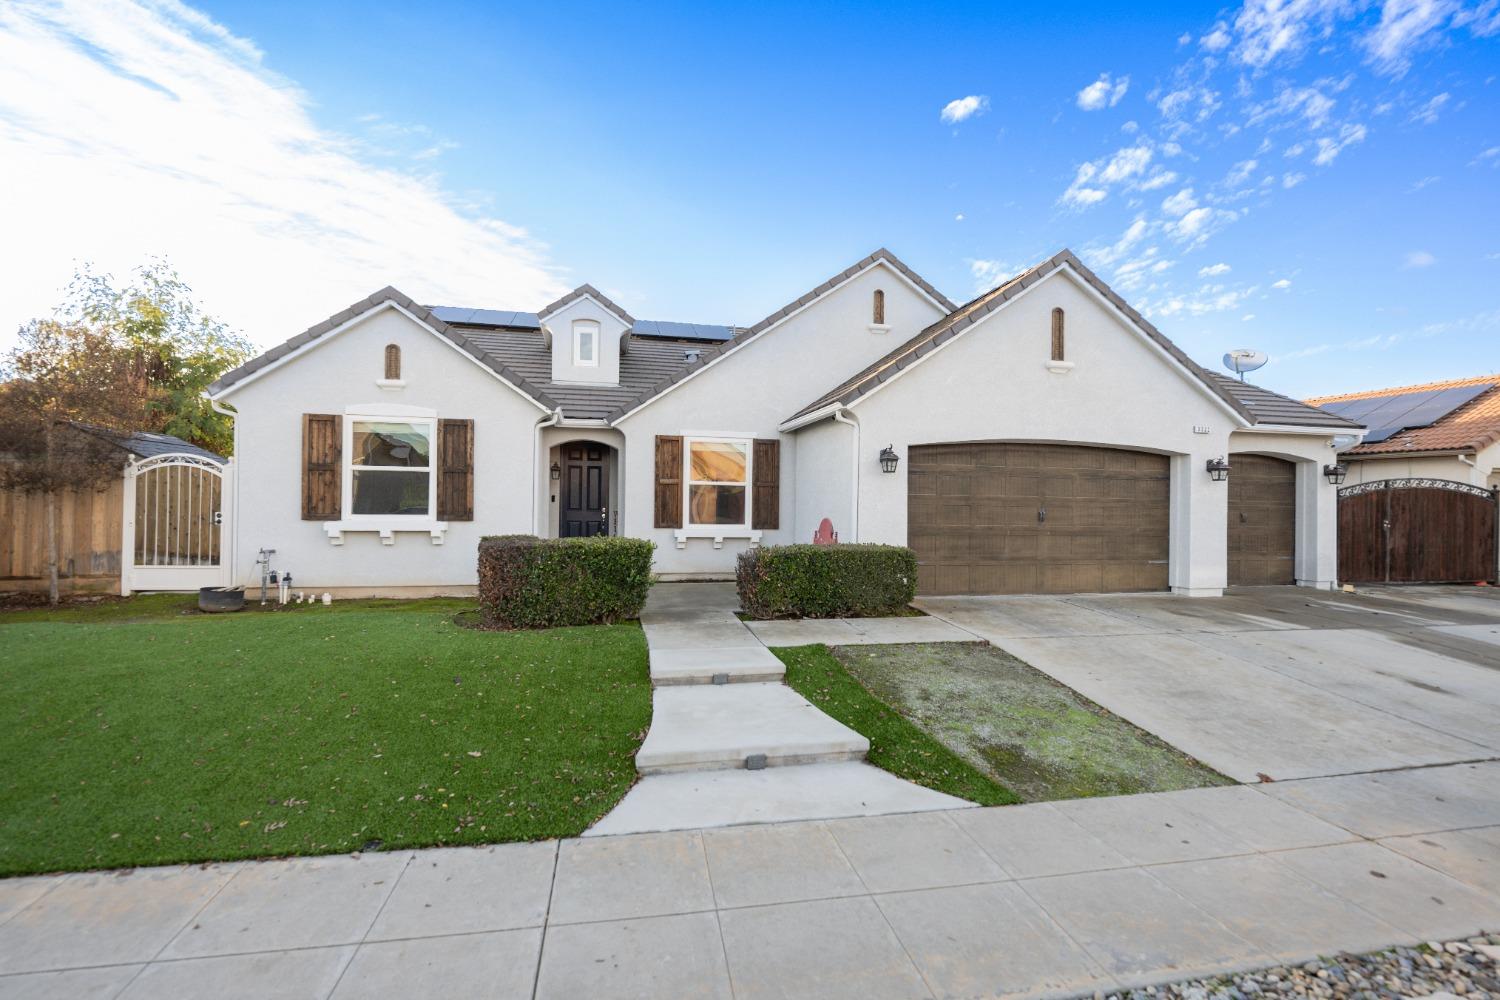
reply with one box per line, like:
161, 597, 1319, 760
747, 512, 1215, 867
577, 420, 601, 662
831, 642, 1231, 802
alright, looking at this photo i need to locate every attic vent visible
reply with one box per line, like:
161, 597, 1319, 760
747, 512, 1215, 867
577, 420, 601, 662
684, 349, 703, 363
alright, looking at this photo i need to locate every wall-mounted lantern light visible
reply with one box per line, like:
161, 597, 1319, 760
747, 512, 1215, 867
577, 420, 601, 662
1206, 457, 1231, 482
550, 462, 562, 481
1323, 463, 1347, 485
879, 445, 900, 474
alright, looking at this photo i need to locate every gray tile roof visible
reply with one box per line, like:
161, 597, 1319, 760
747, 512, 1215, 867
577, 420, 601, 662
206, 287, 560, 409
785, 249, 1360, 432
457, 328, 711, 421
600, 248, 958, 423
536, 284, 635, 325
68, 423, 224, 462
1204, 373, 1363, 429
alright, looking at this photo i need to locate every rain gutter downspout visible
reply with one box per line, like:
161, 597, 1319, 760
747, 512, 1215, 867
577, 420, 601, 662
1458, 452, 1479, 487
833, 406, 859, 542
209, 395, 239, 586
534, 407, 564, 533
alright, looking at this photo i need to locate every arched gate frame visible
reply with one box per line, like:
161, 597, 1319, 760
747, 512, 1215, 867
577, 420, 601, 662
121, 453, 233, 594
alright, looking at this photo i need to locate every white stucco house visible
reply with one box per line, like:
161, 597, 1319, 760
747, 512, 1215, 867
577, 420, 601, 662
206, 248, 1361, 597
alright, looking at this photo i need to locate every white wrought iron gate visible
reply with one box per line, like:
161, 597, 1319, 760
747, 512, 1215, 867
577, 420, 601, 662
121, 453, 232, 593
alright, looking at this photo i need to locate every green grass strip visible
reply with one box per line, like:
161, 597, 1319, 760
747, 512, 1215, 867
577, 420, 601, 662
775, 644, 1019, 806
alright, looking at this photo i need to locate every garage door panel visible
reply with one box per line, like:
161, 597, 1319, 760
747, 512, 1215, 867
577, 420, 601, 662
909, 443, 1170, 595
1227, 454, 1296, 586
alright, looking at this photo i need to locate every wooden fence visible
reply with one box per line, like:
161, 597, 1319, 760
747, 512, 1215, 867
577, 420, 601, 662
0, 479, 125, 594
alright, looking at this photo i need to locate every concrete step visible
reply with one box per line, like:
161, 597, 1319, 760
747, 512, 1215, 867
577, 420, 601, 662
649, 646, 787, 686
587, 761, 975, 836
635, 683, 869, 775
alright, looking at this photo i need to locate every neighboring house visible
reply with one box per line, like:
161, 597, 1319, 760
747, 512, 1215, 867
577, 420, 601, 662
1307, 375, 1500, 587
1, 426, 222, 595
1307, 375, 1500, 488
205, 248, 1359, 598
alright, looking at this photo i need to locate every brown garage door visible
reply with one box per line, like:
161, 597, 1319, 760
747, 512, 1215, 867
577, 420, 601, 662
908, 443, 1170, 595
1227, 454, 1296, 586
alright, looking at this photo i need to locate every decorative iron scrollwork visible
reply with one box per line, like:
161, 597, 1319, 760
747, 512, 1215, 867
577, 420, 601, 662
1338, 478, 1496, 501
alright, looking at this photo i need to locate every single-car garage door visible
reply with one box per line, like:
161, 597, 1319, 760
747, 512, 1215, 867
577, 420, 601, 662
908, 443, 1170, 595
1227, 454, 1296, 586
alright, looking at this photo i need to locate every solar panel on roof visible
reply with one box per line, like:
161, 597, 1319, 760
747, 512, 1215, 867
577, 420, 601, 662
1328, 381, 1496, 444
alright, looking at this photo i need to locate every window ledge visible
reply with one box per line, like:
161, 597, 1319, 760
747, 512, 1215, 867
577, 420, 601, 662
375, 378, 406, 390
867, 323, 892, 335
1044, 360, 1076, 374
324, 519, 448, 546
673, 527, 762, 550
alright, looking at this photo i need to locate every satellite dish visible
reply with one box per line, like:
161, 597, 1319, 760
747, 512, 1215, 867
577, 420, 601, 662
1223, 348, 1268, 381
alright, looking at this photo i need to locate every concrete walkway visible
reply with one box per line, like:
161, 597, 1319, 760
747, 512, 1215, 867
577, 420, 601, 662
592, 584, 969, 835
3, 761, 1496, 999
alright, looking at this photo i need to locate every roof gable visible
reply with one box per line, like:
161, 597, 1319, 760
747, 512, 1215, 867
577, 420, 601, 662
206, 287, 558, 410
536, 284, 635, 327
784, 249, 1357, 432
604, 248, 956, 423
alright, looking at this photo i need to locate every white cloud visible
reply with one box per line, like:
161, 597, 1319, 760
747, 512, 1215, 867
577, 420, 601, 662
1201, 23, 1233, 50
968, 258, 1015, 292
1225, 158, 1259, 186
1409, 175, 1440, 190
940, 95, 990, 124
1475, 146, 1500, 166
0, 0, 565, 349
1364, 0, 1461, 74
954, 213, 965, 221
1138, 169, 1178, 190
1242, 313, 1256, 320
1231, 0, 1350, 68
1313, 122, 1368, 165
1061, 144, 1153, 207
1284, 142, 1307, 157
1077, 73, 1130, 110
1199, 262, 1232, 276
1272, 278, 1293, 289
1246, 83, 1338, 128
1283, 171, 1307, 187
1172, 206, 1216, 237
1408, 91, 1450, 124
1162, 187, 1199, 217
1403, 249, 1437, 268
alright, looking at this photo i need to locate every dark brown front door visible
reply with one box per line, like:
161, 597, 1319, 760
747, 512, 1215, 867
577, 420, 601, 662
1227, 454, 1296, 586
1338, 480, 1498, 583
561, 443, 609, 537
908, 443, 1170, 595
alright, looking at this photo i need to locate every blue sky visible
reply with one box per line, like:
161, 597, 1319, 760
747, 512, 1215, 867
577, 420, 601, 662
1, 0, 1496, 397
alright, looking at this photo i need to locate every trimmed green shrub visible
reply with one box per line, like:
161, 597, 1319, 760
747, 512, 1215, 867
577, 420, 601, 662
737, 544, 917, 619
478, 535, 654, 629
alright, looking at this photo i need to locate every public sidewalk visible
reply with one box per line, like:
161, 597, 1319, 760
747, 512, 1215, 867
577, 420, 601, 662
1, 760, 1496, 999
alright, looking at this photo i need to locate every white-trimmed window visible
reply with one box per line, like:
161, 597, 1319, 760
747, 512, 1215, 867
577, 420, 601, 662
573, 320, 599, 367
685, 437, 750, 528
345, 417, 435, 517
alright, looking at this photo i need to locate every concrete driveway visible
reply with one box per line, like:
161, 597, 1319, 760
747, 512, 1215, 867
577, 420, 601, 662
917, 586, 1500, 782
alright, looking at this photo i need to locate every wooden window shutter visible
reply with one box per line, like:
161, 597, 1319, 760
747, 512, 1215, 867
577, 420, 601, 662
752, 438, 780, 530
437, 419, 475, 521
301, 413, 341, 520
654, 435, 683, 528
1051, 307, 1065, 362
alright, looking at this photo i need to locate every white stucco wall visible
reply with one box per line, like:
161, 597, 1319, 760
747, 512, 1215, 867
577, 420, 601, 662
792, 417, 854, 543
220, 304, 545, 592
1343, 443, 1500, 488
821, 268, 1257, 596
615, 260, 949, 577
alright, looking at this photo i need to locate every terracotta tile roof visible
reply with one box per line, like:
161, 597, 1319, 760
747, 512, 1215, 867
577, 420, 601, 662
1306, 374, 1500, 455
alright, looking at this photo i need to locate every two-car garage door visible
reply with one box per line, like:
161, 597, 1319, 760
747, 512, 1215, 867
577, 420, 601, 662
908, 443, 1170, 595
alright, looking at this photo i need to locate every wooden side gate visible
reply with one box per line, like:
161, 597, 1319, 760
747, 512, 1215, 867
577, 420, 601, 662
121, 453, 233, 594
1337, 478, 1498, 584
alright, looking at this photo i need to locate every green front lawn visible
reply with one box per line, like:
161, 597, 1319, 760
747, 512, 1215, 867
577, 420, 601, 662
0, 599, 651, 876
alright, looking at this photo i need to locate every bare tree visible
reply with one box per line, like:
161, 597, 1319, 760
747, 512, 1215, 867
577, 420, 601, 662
0, 321, 148, 604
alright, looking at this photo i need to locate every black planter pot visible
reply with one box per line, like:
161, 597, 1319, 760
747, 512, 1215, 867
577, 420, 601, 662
199, 587, 246, 613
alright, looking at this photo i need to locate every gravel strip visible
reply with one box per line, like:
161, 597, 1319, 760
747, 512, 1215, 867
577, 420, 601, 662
1089, 933, 1499, 1000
